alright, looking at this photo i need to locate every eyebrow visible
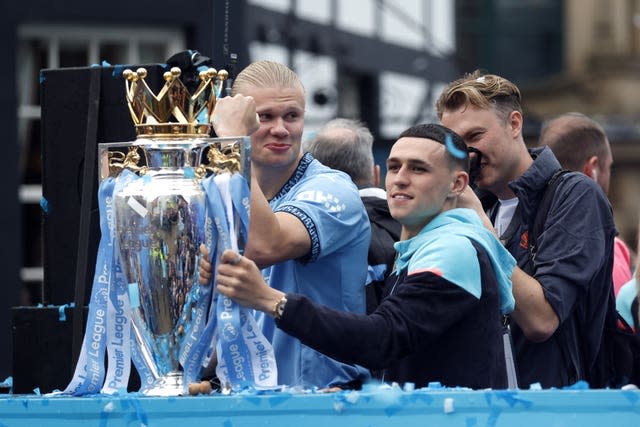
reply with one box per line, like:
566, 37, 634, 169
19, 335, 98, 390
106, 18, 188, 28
458, 126, 486, 139
386, 158, 432, 168
257, 103, 304, 113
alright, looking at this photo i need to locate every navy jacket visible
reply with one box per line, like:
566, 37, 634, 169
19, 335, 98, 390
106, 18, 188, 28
362, 195, 401, 314
484, 147, 616, 388
276, 239, 508, 389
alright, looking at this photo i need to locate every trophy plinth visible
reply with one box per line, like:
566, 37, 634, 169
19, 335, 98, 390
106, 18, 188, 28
140, 372, 183, 397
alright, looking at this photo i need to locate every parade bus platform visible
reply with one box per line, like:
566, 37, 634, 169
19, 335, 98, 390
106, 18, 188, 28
1, 383, 639, 426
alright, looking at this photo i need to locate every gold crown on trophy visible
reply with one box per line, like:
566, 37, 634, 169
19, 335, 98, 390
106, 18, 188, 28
123, 66, 228, 137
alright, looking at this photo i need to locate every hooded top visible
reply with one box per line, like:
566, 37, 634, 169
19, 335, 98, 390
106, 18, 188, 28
394, 208, 515, 315
276, 207, 517, 388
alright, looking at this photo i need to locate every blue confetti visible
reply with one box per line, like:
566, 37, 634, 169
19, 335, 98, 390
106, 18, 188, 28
383, 403, 403, 417
622, 389, 639, 405
112, 65, 126, 78
407, 393, 434, 405
124, 395, 148, 426
102, 60, 112, 67
485, 406, 502, 427
184, 167, 196, 179
445, 133, 467, 159
267, 393, 292, 407
58, 304, 68, 322
562, 380, 589, 390
494, 390, 533, 409
0, 376, 12, 389
40, 197, 49, 214
128, 283, 140, 309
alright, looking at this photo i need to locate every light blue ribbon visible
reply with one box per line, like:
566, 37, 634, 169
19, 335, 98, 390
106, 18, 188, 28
178, 175, 224, 388
102, 171, 140, 393
64, 176, 117, 395
213, 173, 264, 388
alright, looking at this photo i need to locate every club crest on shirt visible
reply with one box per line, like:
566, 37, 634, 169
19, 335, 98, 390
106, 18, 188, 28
519, 231, 529, 249
297, 190, 347, 213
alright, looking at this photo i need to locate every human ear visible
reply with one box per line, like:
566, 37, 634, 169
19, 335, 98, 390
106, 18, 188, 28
450, 170, 469, 197
373, 164, 381, 187
583, 156, 599, 182
508, 110, 523, 138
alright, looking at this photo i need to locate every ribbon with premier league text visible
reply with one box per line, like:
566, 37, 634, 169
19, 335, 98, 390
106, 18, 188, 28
178, 175, 222, 388
64, 170, 140, 395
203, 172, 277, 389
101, 171, 136, 394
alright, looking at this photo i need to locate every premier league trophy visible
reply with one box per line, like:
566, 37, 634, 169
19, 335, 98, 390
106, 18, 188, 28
91, 64, 247, 397
66, 59, 276, 398
114, 66, 251, 395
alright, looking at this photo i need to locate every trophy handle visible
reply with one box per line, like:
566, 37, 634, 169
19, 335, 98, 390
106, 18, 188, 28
107, 146, 147, 177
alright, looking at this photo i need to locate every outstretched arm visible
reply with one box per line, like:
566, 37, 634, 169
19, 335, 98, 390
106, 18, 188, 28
213, 249, 285, 313
212, 249, 481, 370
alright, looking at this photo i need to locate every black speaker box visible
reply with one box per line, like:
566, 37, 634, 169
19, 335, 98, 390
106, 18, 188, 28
11, 306, 140, 394
40, 64, 165, 306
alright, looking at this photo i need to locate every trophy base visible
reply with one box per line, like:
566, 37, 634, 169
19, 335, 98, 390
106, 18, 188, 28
140, 372, 185, 396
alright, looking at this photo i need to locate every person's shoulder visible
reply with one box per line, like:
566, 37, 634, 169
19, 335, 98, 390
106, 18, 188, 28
308, 159, 353, 181
300, 161, 360, 196
411, 233, 477, 268
553, 170, 608, 204
408, 233, 481, 298
556, 170, 597, 190
546, 170, 615, 230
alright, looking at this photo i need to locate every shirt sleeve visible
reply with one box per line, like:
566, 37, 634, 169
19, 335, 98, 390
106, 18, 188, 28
276, 272, 481, 370
274, 171, 369, 263
534, 176, 615, 323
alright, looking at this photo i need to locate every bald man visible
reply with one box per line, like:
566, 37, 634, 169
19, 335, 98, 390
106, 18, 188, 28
539, 112, 632, 295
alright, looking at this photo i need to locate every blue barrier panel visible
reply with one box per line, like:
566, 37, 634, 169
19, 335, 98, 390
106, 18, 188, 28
1, 386, 639, 426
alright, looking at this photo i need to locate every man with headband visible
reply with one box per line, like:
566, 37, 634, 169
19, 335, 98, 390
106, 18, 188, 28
206, 123, 516, 389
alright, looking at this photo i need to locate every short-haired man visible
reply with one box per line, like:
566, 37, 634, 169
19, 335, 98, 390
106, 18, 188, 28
437, 71, 617, 388
539, 112, 632, 295
206, 61, 371, 388
304, 118, 401, 313
210, 124, 516, 389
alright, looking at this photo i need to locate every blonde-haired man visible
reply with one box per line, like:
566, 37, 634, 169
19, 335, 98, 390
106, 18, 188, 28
436, 71, 617, 388
204, 61, 371, 389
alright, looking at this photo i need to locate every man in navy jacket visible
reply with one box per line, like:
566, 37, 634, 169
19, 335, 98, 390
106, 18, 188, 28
437, 72, 616, 388
205, 123, 516, 389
